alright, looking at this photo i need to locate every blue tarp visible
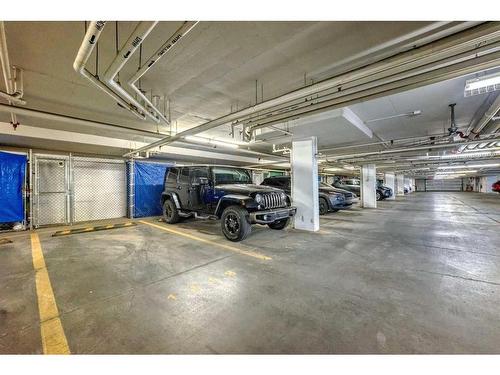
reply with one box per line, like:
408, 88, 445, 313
0, 151, 26, 223
134, 161, 170, 217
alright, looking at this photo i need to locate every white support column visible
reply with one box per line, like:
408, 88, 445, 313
291, 137, 319, 232
384, 172, 396, 201
396, 174, 405, 196
360, 164, 377, 208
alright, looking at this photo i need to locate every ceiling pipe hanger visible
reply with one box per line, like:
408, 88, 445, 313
102, 21, 161, 123
127, 21, 198, 125
73, 21, 147, 120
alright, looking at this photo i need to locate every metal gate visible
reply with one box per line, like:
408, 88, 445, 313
33, 154, 126, 227
34, 155, 70, 226
72, 157, 126, 222
425, 178, 463, 191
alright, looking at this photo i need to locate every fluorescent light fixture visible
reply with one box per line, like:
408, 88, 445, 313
464, 72, 500, 97
438, 163, 500, 169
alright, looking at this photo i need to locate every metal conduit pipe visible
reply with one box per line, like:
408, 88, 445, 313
243, 43, 500, 132
328, 137, 500, 161
0, 90, 26, 105
467, 93, 500, 139
238, 31, 500, 129
0, 21, 18, 125
123, 22, 500, 157
0, 103, 164, 137
102, 21, 160, 123
127, 21, 198, 123
0, 103, 284, 161
234, 23, 500, 129
73, 21, 146, 120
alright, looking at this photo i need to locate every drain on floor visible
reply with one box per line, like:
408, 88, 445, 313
52, 222, 137, 237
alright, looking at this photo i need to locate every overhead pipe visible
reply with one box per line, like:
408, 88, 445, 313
0, 21, 19, 125
236, 24, 500, 131
467, 93, 500, 139
102, 21, 160, 123
127, 21, 198, 124
242, 42, 500, 132
73, 21, 146, 120
123, 22, 500, 157
327, 137, 500, 161
0, 103, 164, 138
0, 89, 26, 105
0, 103, 283, 161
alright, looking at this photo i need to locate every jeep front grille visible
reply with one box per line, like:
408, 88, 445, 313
261, 192, 286, 209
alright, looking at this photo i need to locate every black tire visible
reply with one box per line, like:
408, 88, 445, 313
268, 218, 289, 230
221, 205, 251, 242
319, 197, 329, 215
376, 191, 382, 201
163, 198, 180, 224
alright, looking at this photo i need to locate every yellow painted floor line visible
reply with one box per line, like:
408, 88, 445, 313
139, 220, 272, 261
30, 233, 70, 354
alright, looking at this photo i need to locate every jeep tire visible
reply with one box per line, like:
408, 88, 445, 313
163, 198, 180, 224
319, 197, 329, 215
376, 191, 382, 201
221, 205, 251, 242
268, 218, 289, 230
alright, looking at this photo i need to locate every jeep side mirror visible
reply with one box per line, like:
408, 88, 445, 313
193, 176, 209, 186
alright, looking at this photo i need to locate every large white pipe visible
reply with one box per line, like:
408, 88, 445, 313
0, 21, 18, 125
123, 22, 500, 157
102, 21, 160, 123
127, 21, 198, 124
328, 137, 500, 161
0, 89, 26, 105
467, 93, 500, 139
73, 21, 146, 120
0, 102, 162, 137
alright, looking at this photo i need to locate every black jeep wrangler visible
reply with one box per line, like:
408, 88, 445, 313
161, 165, 297, 241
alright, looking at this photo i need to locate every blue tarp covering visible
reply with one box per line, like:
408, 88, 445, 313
134, 161, 170, 217
0, 151, 26, 223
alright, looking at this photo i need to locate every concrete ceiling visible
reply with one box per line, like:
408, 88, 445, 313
0, 20, 497, 165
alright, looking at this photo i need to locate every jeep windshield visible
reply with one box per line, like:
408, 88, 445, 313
212, 167, 252, 185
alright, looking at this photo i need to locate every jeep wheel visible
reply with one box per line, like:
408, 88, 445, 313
319, 197, 329, 215
221, 205, 251, 242
163, 199, 180, 224
268, 218, 289, 230
376, 191, 382, 201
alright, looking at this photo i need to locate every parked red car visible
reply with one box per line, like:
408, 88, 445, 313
493, 180, 500, 193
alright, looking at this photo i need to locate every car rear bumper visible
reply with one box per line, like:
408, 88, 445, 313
250, 207, 297, 224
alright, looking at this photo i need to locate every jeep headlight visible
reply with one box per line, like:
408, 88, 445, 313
255, 193, 263, 204
280, 191, 287, 201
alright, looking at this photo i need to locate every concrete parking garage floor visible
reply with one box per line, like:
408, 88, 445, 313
1, 192, 499, 354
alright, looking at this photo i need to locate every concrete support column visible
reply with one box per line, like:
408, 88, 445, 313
360, 164, 377, 208
384, 172, 396, 200
291, 137, 319, 232
396, 174, 405, 196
